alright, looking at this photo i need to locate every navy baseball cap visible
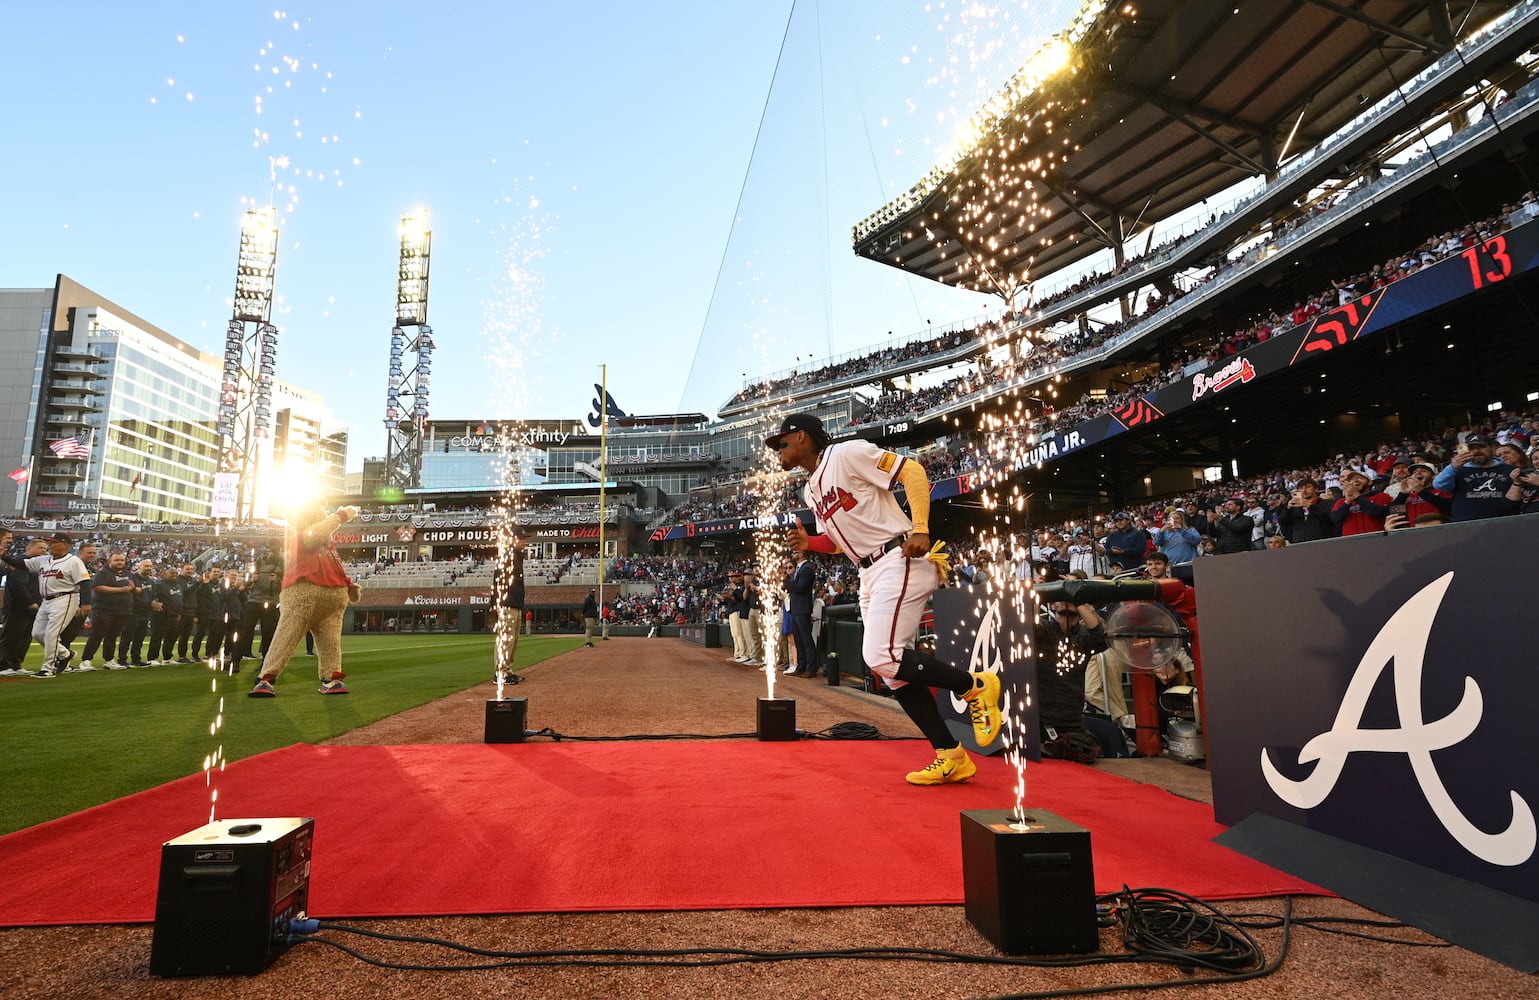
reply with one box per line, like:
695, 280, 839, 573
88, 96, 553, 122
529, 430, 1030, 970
765, 413, 829, 451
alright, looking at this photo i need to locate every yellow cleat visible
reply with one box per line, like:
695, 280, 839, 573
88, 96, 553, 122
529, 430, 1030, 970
964, 671, 1003, 748
906, 746, 977, 785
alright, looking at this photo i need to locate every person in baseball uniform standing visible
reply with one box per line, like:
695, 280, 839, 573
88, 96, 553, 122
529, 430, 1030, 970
3, 532, 90, 677
768, 413, 1003, 784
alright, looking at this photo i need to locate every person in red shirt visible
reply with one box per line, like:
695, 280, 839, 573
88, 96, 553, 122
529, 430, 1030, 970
1366, 444, 1399, 476
248, 502, 361, 697
1394, 464, 1452, 523
1328, 469, 1392, 536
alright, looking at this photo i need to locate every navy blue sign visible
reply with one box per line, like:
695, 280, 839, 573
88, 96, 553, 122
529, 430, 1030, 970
1060, 220, 1539, 449
931, 584, 1040, 761
1199, 516, 1538, 904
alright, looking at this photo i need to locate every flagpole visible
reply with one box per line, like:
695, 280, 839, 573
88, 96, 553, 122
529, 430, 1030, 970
86, 428, 99, 521
597, 363, 607, 639
20, 454, 35, 517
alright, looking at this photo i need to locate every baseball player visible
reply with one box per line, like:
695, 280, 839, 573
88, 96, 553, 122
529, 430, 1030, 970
768, 413, 1002, 784
10, 533, 90, 677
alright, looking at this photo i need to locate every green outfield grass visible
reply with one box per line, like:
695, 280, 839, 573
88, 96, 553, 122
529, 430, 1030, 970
0, 633, 581, 836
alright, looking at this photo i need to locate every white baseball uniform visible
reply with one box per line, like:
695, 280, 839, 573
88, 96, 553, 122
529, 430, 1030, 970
27, 551, 88, 669
803, 439, 936, 686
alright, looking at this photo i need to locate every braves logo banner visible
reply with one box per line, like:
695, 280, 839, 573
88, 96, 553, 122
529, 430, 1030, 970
1190, 357, 1256, 400
1198, 516, 1538, 905
931, 585, 1039, 761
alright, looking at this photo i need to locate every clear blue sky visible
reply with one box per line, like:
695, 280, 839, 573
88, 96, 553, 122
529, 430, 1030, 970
3, 2, 1075, 463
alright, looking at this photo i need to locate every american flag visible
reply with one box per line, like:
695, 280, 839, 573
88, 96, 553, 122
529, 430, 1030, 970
7, 467, 27, 484
48, 435, 91, 459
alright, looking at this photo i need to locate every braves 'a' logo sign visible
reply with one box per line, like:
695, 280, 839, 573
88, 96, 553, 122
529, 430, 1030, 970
949, 601, 1005, 717
1261, 572, 1535, 867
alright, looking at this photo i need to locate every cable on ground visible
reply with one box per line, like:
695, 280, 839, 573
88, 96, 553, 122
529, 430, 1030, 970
286, 887, 1443, 992
522, 727, 759, 742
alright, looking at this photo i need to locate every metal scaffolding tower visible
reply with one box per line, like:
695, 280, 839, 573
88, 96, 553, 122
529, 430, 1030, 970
216, 208, 280, 521
383, 210, 434, 493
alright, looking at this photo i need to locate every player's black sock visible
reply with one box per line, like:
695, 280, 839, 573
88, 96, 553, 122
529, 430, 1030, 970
893, 647, 973, 696
892, 681, 961, 750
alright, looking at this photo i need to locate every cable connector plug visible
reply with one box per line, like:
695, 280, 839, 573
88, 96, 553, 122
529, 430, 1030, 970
287, 917, 321, 937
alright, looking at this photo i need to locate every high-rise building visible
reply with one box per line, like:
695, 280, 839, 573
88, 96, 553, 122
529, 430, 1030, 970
0, 275, 345, 520
270, 383, 349, 507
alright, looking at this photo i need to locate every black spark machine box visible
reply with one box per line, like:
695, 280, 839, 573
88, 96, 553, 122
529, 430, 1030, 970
961, 808, 1098, 955
150, 817, 314, 976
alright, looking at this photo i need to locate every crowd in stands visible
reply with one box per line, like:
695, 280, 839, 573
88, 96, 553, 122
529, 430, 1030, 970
722, 135, 1536, 448
662, 479, 806, 527
628, 407, 1538, 623
858, 360, 1014, 424
544, 553, 583, 584
1027, 230, 1195, 315
604, 552, 865, 629
650, 443, 983, 533
961, 411, 1539, 584
722, 316, 1014, 410
912, 443, 986, 483
1191, 208, 1531, 368
8, 407, 1531, 676
844, 196, 1534, 447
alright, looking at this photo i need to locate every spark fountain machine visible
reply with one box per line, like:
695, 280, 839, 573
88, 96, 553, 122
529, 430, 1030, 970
150, 817, 314, 977
960, 577, 1195, 954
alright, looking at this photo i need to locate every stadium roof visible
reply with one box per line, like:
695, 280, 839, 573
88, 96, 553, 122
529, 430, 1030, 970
852, 0, 1529, 299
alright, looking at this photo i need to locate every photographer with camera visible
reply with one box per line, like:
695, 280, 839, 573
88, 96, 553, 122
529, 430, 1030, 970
1036, 595, 1109, 762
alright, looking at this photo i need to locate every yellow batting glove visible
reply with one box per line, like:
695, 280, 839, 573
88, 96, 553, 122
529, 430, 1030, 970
925, 540, 952, 579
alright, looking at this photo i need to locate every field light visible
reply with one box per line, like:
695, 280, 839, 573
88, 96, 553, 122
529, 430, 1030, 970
269, 464, 320, 511
221, 208, 282, 520
385, 208, 434, 490
397, 210, 431, 327
234, 208, 279, 324
399, 209, 429, 247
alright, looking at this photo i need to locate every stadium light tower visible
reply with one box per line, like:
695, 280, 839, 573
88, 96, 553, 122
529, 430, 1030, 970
216, 207, 280, 521
383, 210, 434, 494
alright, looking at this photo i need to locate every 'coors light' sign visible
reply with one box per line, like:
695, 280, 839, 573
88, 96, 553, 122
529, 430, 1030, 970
1191, 357, 1256, 401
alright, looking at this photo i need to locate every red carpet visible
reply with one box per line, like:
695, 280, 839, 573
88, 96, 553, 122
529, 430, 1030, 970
0, 742, 1323, 925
